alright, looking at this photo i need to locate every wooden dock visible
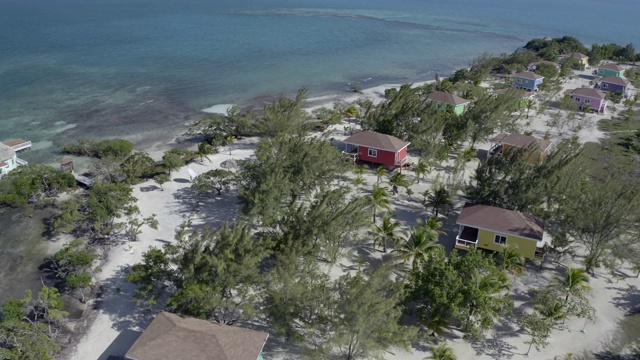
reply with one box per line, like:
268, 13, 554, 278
4, 139, 32, 152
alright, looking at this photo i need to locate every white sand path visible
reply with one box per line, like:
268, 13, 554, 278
67, 139, 258, 360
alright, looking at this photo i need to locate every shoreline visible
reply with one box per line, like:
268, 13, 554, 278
140, 75, 443, 159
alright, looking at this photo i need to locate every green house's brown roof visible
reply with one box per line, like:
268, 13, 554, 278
456, 203, 544, 241
599, 63, 624, 71
125, 312, 269, 360
425, 91, 470, 106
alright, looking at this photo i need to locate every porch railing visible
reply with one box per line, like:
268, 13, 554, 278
455, 238, 477, 249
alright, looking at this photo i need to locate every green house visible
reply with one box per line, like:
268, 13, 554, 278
597, 63, 625, 77
0, 142, 17, 176
425, 91, 470, 115
455, 203, 546, 260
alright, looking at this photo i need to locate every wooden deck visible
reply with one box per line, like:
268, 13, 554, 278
74, 174, 94, 188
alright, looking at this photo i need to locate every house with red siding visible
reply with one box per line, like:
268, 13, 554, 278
342, 131, 410, 168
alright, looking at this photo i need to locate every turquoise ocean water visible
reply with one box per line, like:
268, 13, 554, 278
0, 0, 639, 163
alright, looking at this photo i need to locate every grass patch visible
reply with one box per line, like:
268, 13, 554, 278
598, 116, 640, 132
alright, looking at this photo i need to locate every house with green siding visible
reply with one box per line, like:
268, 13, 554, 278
0, 142, 17, 177
425, 91, 470, 115
455, 203, 546, 260
597, 63, 625, 77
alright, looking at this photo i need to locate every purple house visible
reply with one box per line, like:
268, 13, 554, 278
568, 88, 607, 114
598, 76, 630, 96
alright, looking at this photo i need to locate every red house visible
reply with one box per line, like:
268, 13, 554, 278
342, 131, 410, 168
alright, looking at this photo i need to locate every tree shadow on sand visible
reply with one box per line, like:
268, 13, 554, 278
608, 283, 640, 314
171, 187, 242, 230
470, 336, 518, 359
94, 266, 161, 333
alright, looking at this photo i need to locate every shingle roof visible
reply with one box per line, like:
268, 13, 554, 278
456, 203, 545, 241
343, 131, 410, 152
599, 63, 624, 71
528, 60, 560, 69
567, 52, 588, 60
425, 91, 470, 106
512, 71, 544, 81
125, 312, 269, 360
569, 88, 606, 99
0, 143, 15, 162
490, 133, 552, 152
600, 76, 630, 86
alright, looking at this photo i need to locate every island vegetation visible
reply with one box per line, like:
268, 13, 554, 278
1, 35, 640, 359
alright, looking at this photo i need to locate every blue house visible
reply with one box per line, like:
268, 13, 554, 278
512, 71, 544, 91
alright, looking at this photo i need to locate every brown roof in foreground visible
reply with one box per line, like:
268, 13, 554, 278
569, 88, 606, 99
343, 131, 410, 152
600, 76, 630, 86
125, 312, 269, 360
457, 203, 545, 241
599, 63, 624, 71
490, 133, 552, 152
425, 91, 470, 106
512, 71, 544, 80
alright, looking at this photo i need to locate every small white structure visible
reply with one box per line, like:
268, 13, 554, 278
0, 139, 32, 177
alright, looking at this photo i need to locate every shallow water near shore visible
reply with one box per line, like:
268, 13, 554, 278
2, 0, 639, 164
0, 208, 59, 303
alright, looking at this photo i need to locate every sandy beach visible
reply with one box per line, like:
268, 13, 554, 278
64, 70, 639, 360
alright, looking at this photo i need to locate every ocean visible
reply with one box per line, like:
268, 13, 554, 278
1, 0, 639, 164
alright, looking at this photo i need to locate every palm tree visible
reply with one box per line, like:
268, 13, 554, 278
353, 175, 365, 190
419, 217, 446, 236
523, 98, 536, 119
352, 164, 366, 176
393, 226, 442, 271
499, 244, 525, 276
414, 159, 429, 183
558, 267, 591, 302
425, 186, 452, 217
196, 142, 214, 163
473, 269, 511, 295
370, 184, 391, 223
425, 343, 457, 360
536, 297, 567, 323
387, 171, 410, 195
371, 212, 407, 252
374, 166, 388, 184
